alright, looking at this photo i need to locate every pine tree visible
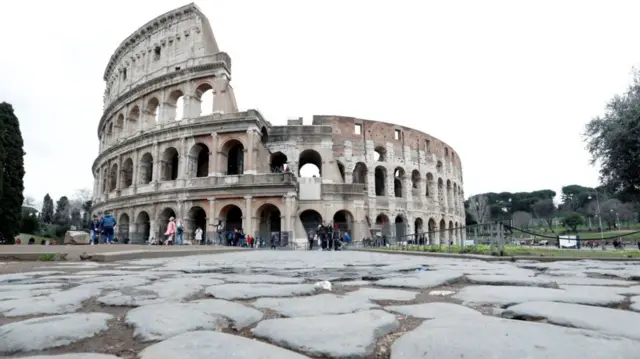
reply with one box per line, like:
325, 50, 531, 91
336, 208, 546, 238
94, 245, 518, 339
41, 193, 54, 223
0, 102, 25, 242
54, 196, 70, 225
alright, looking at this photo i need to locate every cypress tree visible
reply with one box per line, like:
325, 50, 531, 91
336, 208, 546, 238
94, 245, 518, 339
41, 193, 54, 223
0, 102, 25, 242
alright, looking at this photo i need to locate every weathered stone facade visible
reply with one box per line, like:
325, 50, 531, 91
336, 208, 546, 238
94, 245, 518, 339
91, 3, 465, 244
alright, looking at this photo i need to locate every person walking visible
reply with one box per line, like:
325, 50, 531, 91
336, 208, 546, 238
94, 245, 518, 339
100, 212, 117, 244
195, 226, 203, 245
176, 219, 184, 245
164, 217, 177, 245
90, 215, 100, 245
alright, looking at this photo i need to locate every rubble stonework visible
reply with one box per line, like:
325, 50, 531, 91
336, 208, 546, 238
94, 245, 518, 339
90, 3, 465, 245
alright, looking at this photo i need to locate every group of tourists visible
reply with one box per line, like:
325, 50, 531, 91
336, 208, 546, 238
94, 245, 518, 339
89, 212, 118, 245
308, 222, 351, 251
148, 216, 204, 245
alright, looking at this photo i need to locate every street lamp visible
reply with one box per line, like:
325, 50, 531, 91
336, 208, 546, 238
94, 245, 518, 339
588, 192, 604, 242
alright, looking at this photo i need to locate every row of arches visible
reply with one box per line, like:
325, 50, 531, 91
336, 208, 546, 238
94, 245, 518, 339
373, 146, 453, 175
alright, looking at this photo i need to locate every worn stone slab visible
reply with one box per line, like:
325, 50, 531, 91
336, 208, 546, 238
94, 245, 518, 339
390, 315, 640, 359
204, 283, 317, 300
0, 286, 101, 316
466, 274, 557, 287
20, 355, 119, 359
138, 330, 311, 359
346, 288, 418, 301
503, 301, 640, 341
0, 313, 113, 355
0, 271, 63, 283
0, 288, 61, 301
253, 309, 399, 358
385, 302, 481, 319
97, 277, 224, 306
224, 274, 305, 284
339, 280, 372, 286
453, 285, 624, 307
253, 293, 378, 317
538, 275, 635, 286
0, 282, 65, 292
558, 285, 640, 296
631, 296, 640, 312
375, 270, 463, 289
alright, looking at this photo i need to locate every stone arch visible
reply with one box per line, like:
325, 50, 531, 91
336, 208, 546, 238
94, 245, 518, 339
261, 127, 268, 145
127, 106, 140, 134
161, 147, 179, 181
437, 178, 444, 206
134, 211, 151, 243
118, 213, 130, 240
121, 158, 134, 188
439, 218, 447, 243
158, 207, 177, 237
375, 213, 391, 238
333, 210, 354, 234
426, 172, 434, 198
145, 97, 160, 125
449, 220, 454, 243
374, 146, 386, 162
414, 217, 424, 244
106, 122, 114, 143
109, 163, 118, 191
428, 218, 437, 244
446, 179, 453, 209
188, 143, 210, 178
116, 114, 125, 139
256, 203, 282, 239
395, 214, 406, 241
186, 206, 207, 241
195, 82, 214, 116
270, 152, 288, 173
139, 152, 153, 184
411, 170, 421, 196
298, 149, 322, 177
374, 166, 387, 196
337, 160, 346, 183
219, 204, 243, 231
167, 89, 185, 121
393, 167, 405, 198
221, 139, 244, 175
436, 160, 443, 173
352, 162, 367, 185
299, 209, 323, 235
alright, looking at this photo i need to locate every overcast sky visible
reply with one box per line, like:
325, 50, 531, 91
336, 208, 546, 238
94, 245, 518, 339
1, 0, 637, 207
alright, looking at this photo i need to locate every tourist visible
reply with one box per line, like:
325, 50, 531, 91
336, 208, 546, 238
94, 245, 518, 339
195, 226, 203, 245
270, 234, 278, 249
307, 230, 315, 250
164, 217, 176, 245
343, 231, 351, 247
101, 211, 117, 244
90, 215, 100, 245
247, 235, 253, 248
176, 219, 184, 245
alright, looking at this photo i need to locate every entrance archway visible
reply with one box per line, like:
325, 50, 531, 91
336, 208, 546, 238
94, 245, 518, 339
220, 205, 243, 231
428, 218, 436, 244
186, 206, 207, 242
118, 213, 130, 241
449, 220, 455, 243
414, 217, 424, 244
300, 209, 322, 235
333, 210, 354, 234
158, 207, 176, 237
439, 219, 447, 243
395, 215, 406, 241
375, 213, 391, 238
257, 204, 281, 240
134, 211, 151, 244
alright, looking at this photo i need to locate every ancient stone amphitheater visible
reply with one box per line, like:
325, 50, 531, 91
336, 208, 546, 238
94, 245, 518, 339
91, 3, 466, 245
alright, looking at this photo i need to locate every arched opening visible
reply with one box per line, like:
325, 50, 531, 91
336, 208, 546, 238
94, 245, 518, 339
188, 143, 209, 178
333, 210, 354, 234
270, 152, 288, 173
448, 220, 454, 243
298, 149, 322, 177
186, 206, 207, 242
374, 146, 386, 162
395, 215, 406, 241
414, 217, 424, 244
436, 161, 443, 173
146, 97, 160, 125
428, 218, 436, 244
439, 219, 447, 243
374, 166, 387, 196
195, 83, 214, 116
257, 204, 281, 240
300, 209, 323, 235
261, 127, 268, 145
118, 213, 130, 241
127, 106, 140, 133
168, 89, 185, 121
352, 162, 367, 186
109, 164, 118, 191
116, 114, 125, 139
437, 178, 445, 206
220, 205, 243, 231
337, 161, 346, 183
411, 170, 421, 196
161, 147, 179, 181
222, 140, 244, 175
393, 167, 405, 198
426, 173, 434, 198
134, 211, 151, 244
375, 213, 391, 238
121, 158, 134, 188
158, 207, 177, 237
106, 122, 113, 143
139, 153, 153, 184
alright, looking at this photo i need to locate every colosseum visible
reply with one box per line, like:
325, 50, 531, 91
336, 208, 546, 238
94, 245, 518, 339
91, 3, 466, 246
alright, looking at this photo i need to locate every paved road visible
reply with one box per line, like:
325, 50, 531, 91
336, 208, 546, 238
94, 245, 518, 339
0, 251, 639, 358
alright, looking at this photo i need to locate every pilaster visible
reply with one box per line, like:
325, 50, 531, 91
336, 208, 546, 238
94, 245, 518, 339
244, 196, 253, 235
245, 129, 256, 175
209, 132, 218, 176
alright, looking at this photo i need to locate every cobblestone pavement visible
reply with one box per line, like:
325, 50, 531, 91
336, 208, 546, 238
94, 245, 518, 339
1, 251, 640, 358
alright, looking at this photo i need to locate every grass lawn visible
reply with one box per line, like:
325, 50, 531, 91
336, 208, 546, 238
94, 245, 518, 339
375, 244, 640, 258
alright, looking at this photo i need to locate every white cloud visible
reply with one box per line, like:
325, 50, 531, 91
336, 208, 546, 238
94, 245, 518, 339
1, 0, 635, 204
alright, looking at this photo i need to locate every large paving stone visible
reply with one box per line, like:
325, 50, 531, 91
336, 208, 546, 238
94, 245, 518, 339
20, 355, 119, 359
0, 288, 61, 301
224, 274, 305, 284
538, 275, 636, 286
0, 271, 63, 283
204, 283, 318, 300
503, 301, 640, 341
466, 274, 557, 287
375, 270, 463, 289
0, 312, 113, 355
558, 284, 640, 296
453, 285, 624, 307
0, 282, 65, 292
252, 309, 399, 358
138, 330, 311, 358
97, 277, 224, 306
628, 296, 639, 312
385, 302, 481, 319
253, 293, 378, 317
345, 288, 418, 301
390, 315, 640, 359
0, 286, 102, 316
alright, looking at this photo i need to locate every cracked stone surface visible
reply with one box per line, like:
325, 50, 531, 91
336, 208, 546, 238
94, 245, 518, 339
1, 251, 640, 358
253, 309, 399, 358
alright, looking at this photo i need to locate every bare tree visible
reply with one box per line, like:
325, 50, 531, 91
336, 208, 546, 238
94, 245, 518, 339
468, 194, 490, 223
511, 211, 533, 229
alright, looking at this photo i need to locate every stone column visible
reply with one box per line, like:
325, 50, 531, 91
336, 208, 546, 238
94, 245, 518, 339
153, 143, 160, 182
132, 150, 139, 190
115, 156, 122, 191
178, 138, 187, 179
209, 132, 218, 176
244, 196, 253, 236
245, 130, 255, 175
207, 198, 217, 238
